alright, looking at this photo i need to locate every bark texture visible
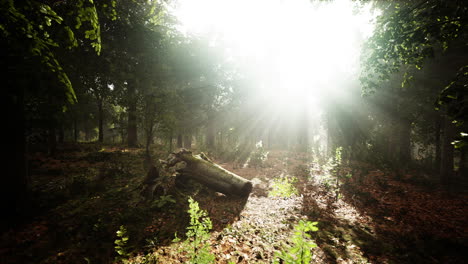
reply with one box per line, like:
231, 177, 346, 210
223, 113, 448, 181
168, 149, 252, 196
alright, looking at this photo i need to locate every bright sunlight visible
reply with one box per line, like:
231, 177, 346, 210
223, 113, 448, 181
172, 0, 377, 112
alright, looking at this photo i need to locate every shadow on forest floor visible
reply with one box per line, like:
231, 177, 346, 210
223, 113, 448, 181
299, 165, 468, 264
0, 143, 248, 264
1, 145, 467, 264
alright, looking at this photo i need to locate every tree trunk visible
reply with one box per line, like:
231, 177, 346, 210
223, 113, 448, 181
399, 118, 411, 165
184, 134, 192, 149
47, 120, 57, 156
207, 120, 215, 149
127, 99, 138, 147
168, 132, 173, 153
3, 82, 28, 227
58, 123, 64, 144
167, 149, 252, 196
434, 115, 442, 172
440, 116, 455, 184
177, 134, 183, 148
73, 117, 78, 142
97, 98, 104, 143
459, 147, 468, 177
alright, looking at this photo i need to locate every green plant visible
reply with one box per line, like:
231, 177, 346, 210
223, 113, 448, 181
275, 220, 319, 264
320, 147, 349, 201
269, 176, 298, 198
182, 197, 215, 264
115, 225, 130, 261
151, 195, 176, 209
249, 141, 268, 168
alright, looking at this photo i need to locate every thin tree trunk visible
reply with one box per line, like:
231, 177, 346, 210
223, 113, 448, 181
97, 98, 104, 143
207, 116, 215, 149
434, 115, 442, 172
440, 116, 455, 184
58, 122, 64, 144
399, 118, 411, 165
127, 99, 138, 147
48, 120, 57, 156
177, 134, 183, 148
73, 117, 78, 142
184, 134, 192, 149
459, 148, 468, 177
168, 131, 173, 153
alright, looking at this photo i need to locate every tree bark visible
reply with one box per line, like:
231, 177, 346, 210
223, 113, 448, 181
167, 149, 252, 196
434, 115, 442, 172
73, 117, 78, 142
177, 134, 183, 148
3, 82, 28, 227
47, 119, 57, 156
440, 116, 455, 184
97, 98, 104, 143
184, 134, 192, 149
459, 147, 468, 177
206, 112, 215, 149
399, 117, 411, 165
127, 99, 138, 147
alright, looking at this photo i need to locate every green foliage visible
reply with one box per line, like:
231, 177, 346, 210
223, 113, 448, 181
115, 225, 130, 260
436, 65, 468, 148
151, 195, 176, 209
180, 197, 215, 264
320, 147, 348, 200
249, 141, 268, 168
269, 176, 298, 198
275, 220, 319, 264
361, 1, 466, 94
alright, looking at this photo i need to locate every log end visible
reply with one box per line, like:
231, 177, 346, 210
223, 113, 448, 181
239, 181, 253, 196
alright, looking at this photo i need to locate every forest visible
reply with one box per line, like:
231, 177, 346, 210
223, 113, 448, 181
1, 0, 467, 263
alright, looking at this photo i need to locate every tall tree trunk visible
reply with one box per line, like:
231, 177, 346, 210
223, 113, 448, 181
168, 131, 173, 152
184, 134, 192, 149
440, 116, 455, 184
145, 125, 153, 157
459, 148, 468, 177
97, 98, 104, 143
399, 118, 411, 165
177, 134, 183, 148
47, 119, 57, 156
58, 123, 64, 144
3, 82, 28, 227
73, 117, 78, 142
127, 95, 138, 147
207, 115, 215, 149
434, 115, 442, 172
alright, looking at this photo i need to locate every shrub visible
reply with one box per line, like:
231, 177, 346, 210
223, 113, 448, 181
275, 220, 319, 264
269, 176, 298, 198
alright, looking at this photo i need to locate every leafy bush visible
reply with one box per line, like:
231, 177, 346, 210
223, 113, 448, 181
269, 176, 298, 198
151, 195, 176, 209
249, 141, 268, 168
115, 225, 130, 262
177, 197, 215, 264
275, 220, 319, 264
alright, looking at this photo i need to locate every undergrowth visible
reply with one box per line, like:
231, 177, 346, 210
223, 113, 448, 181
269, 176, 298, 198
275, 220, 319, 264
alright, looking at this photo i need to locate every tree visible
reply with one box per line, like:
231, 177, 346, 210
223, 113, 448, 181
1, 0, 112, 225
361, 0, 468, 180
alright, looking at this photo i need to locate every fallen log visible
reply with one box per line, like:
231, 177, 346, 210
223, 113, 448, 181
167, 149, 252, 196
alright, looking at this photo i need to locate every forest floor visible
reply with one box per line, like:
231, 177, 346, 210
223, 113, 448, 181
1, 143, 467, 263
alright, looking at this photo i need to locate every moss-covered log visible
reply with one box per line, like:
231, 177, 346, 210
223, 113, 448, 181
168, 149, 252, 196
